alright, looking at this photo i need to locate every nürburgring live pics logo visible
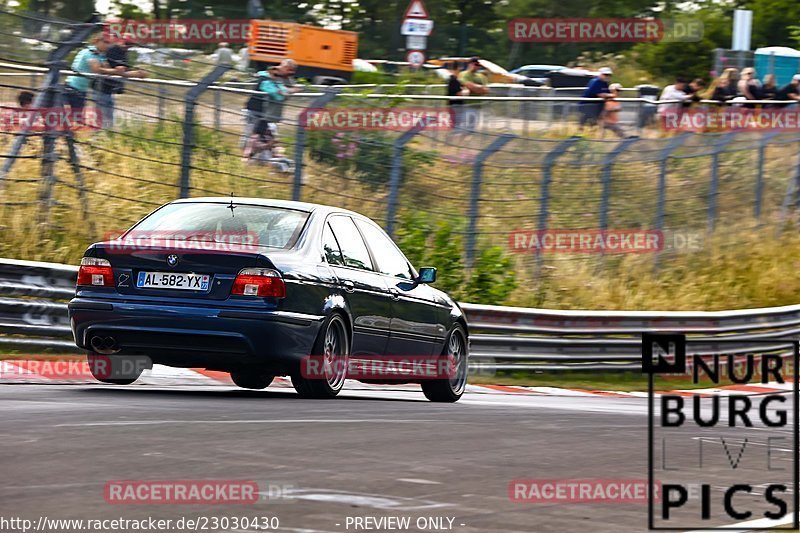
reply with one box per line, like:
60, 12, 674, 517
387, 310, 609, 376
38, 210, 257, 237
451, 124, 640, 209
643, 333, 799, 530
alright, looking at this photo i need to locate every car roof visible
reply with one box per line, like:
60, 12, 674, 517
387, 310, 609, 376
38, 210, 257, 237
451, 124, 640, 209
515, 65, 566, 70
170, 197, 366, 219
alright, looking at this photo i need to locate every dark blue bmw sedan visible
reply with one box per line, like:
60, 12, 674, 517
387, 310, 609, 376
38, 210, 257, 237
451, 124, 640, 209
68, 198, 469, 402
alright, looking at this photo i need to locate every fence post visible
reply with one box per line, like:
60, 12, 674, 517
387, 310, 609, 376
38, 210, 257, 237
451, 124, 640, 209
157, 85, 166, 121
0, 21, 99, 183
654, 133, 689, 269
465, 133, 515, 268
292, 89, 339, 202
213, 88, 221, 130
535, 136, 582, 279
385, 123, 426, 238
778, 143, 800, 228
599, 136, 640, 233
179, 65, 230, 199
755, 132, 778, 220
707, 132, 737, 232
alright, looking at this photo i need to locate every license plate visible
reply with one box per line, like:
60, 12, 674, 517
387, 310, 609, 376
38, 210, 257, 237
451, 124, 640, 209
136, 271, 210, 291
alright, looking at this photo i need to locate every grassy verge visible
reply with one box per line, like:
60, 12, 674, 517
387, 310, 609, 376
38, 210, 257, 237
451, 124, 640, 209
469, 371, 740, 392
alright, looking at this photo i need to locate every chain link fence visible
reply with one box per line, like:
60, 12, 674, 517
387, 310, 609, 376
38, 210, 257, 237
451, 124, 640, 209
1, 10, 800, 305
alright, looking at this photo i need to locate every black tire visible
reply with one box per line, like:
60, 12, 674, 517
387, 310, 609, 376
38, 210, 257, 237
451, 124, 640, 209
231, 370, 274, 390
87, 353, 145, 385
421, 325, 468, 403
291, 313, 349, 399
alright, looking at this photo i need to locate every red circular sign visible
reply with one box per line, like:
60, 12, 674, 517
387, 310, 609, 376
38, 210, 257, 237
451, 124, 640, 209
406, 50, 426, 67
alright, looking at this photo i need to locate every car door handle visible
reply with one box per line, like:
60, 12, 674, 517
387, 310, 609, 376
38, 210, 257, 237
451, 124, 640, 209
389, 288, 401, 300
342, 280, 355, 293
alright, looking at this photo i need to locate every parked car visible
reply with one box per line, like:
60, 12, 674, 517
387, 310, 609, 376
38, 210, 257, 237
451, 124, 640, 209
68, 198, 469, 402
429, 56, 531, 85
546, 67, 599, 88
510, 64, 567, 86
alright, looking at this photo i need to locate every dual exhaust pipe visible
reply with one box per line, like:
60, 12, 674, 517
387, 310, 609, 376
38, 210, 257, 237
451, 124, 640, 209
89, 335, 120, 355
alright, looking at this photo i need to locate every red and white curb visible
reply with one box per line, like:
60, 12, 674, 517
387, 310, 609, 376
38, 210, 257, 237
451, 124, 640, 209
0, 360, 790, 397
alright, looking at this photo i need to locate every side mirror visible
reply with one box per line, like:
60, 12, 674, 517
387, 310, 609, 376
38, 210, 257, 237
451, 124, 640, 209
417, 267, 436, 284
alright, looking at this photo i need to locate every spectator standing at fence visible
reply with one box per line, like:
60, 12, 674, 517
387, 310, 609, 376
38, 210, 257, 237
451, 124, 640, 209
94, 35, 147, 129
64, 35, 124, 113
761, 74, 778, 107
243, 59, 301, 160
776, 75, 800, 107
445, 61, 468, 131
682, 78, 705, 108
579, 67, 613, 129
706, 69, 737, 104
260, 59, 301, 134
738, 67, 761, 108
215, 42, 235, 66
457, 57, 489, 131
243, 59, 298, 146
658, 77, 691, 117
601, 83, 625, 139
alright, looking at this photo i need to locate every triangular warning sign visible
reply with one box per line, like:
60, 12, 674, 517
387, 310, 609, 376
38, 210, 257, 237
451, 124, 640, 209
403, 0, 429, 19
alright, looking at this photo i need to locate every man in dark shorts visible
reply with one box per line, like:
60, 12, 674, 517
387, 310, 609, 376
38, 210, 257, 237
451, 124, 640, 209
579, 67, 613, 128
445, 62, 467, 131
94, 35, 146, 129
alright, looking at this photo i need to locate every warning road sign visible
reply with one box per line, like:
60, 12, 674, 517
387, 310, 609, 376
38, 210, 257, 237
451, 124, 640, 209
404, 0, 429, 19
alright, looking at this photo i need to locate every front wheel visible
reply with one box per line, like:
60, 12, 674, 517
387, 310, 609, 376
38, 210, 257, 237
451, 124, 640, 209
291, 313, 350, 399
421, 325, 468, 403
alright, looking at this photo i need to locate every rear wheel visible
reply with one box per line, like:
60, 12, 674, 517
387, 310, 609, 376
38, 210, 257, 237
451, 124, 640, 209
231, 370, 274, 390
421, 325, 468, 403
291, 313, 349, 399
87, 353, 146, 385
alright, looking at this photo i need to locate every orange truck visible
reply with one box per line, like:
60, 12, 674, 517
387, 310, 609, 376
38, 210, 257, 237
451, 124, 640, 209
247, 20, 358, 82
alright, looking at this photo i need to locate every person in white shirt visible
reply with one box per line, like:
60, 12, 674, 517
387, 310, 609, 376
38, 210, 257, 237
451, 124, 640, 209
215, 42, 235, 66
658, 77, 690, 115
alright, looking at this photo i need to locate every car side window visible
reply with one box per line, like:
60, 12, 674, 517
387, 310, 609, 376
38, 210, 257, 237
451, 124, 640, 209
322, 222, 344, 266
355, 219, 413, 280
328, 216, 373, 271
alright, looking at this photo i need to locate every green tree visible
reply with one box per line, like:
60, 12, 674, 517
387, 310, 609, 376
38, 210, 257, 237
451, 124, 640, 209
633, 8, 732, 80
747, 0, 800, 49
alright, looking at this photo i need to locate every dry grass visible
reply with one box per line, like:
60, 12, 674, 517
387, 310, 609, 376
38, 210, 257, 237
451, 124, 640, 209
2, 121, 800, 312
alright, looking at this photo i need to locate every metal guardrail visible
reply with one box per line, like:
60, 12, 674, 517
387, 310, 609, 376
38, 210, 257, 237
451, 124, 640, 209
1, 258, 798, 371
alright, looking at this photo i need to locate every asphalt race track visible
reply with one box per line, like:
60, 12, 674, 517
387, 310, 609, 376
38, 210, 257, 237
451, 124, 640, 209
1, 384, 794, 532
0, 383, 655, 532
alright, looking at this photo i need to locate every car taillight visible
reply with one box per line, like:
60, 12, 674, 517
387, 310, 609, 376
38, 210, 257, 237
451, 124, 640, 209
77, 257, 114, 287
231, 268, 286, 298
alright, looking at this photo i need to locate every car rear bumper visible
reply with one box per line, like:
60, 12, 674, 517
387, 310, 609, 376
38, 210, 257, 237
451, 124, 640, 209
68, 298, 324, 372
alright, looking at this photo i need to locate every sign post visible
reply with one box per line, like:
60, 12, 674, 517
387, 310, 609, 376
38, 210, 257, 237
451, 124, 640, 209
401, 0, 431, 69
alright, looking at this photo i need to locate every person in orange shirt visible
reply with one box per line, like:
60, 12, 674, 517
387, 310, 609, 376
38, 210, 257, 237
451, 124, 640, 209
602, 83, 626, 138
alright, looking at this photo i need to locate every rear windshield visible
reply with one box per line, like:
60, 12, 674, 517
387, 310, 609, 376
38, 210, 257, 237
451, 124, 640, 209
125, 202, 310, 250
